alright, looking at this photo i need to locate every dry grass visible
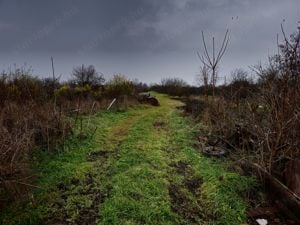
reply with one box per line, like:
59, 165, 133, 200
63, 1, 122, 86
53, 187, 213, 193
0, 68, 142, 207
0, 102, 72, 204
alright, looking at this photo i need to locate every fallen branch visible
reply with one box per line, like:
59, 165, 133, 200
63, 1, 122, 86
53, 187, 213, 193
240, 161, 300, 221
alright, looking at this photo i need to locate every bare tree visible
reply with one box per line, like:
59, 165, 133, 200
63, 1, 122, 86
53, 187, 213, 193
197, 29, 229, 99
72, 64, 105, 87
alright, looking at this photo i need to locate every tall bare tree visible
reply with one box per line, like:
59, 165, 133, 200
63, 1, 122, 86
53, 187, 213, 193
72, 64, 105, 87
197, 29, 229, 99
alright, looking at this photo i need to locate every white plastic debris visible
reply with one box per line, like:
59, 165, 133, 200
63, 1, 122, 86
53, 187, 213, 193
256, 218, 268, 225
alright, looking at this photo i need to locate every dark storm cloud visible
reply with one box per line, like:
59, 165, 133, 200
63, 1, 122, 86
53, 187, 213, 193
0, 0, 145, 53
0, 0, 299, 83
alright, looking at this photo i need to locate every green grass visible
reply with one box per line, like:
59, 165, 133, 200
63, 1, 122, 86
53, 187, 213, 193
167, 110, 257, 224
99, 109, 174, 225
1, 94, 256, 225
0, 110, 140, 225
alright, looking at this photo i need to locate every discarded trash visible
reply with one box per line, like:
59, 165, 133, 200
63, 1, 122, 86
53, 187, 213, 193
256, 218, 268, 225
107, 98, 116, 110
138, 93, 150, 98
202, 146, 228, 156
241, 161, 300, 221
147, 96, 159, 106
137, 93, 160, 106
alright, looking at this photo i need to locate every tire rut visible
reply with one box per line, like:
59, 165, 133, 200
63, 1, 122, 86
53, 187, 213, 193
43, 113, 142, 225
168, 160, 204, 224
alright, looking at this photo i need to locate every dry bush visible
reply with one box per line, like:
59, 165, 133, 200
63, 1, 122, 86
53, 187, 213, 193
246, 25, 300, 173
0, 66, 141, 206
160, 78, 189, 97
0, 102, 72, 203
0, 68, 73, 205
0, 104, 34, 204
200, 25, 300, 175
105, 74, 135, 98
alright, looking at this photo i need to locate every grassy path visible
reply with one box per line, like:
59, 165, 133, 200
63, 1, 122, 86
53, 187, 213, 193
1, 94, 255, 225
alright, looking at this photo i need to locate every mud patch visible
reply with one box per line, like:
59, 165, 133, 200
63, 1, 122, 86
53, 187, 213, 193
168, 183, 203, 224
169, 160, 203, 194
87, 150, 109, 161
169, 160, 189, 175
45, 173, 110, 225
168, 160, 205, 223
183, 176, 203, 195
74, 191, 105, 225
153, 120, 167, 129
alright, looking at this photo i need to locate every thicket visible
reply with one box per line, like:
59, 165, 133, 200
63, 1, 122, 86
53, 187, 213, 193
0, 65, 141, 206
151, 78, 192, 97
208, 25, 300, 176
168, 25, 300, 177
151, 25, 300, 177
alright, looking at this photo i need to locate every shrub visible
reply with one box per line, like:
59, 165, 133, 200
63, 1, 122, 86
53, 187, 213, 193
160, 78, 189, 97
0, 102, 72, 203
0, 67, 72, 204
197, 25, 300, 174
105, 74, 134, 98
0, 67, 47, 104
71, 64, 105, 87
74, 84, 92, 98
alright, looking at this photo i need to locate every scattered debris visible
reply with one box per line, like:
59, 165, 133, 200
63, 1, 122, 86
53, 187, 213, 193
138, 92, 150, 98
137, 93, 160, 106
202, 146, 228, 157
256, 218, 268, 225
241, 161, 300, 222
107, 98, 116, 111
147, 96, 160, 106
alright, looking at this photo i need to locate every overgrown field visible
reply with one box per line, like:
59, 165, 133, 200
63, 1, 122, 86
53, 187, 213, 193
1, 94, 256, 225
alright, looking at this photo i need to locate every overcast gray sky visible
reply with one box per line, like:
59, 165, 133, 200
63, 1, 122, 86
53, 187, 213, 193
0, 0, 299, 84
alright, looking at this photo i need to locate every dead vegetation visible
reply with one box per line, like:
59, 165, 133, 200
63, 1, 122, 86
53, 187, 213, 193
0, 69, 72, 205
152, 23, 300, 223
174, 24, 300, 177
0, 65, 145, 207
198, 25, 300, 223
203, 24, 300, 175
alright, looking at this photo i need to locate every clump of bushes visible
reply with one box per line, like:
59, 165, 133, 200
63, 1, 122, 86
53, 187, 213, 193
196, 25, 300, 175
103, 74, 139, 110
105, 74, 134, 98
151, 78, 190, 97
0, 68, 72, 204
0, 67, 47, 105
0, 65, 144, 205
